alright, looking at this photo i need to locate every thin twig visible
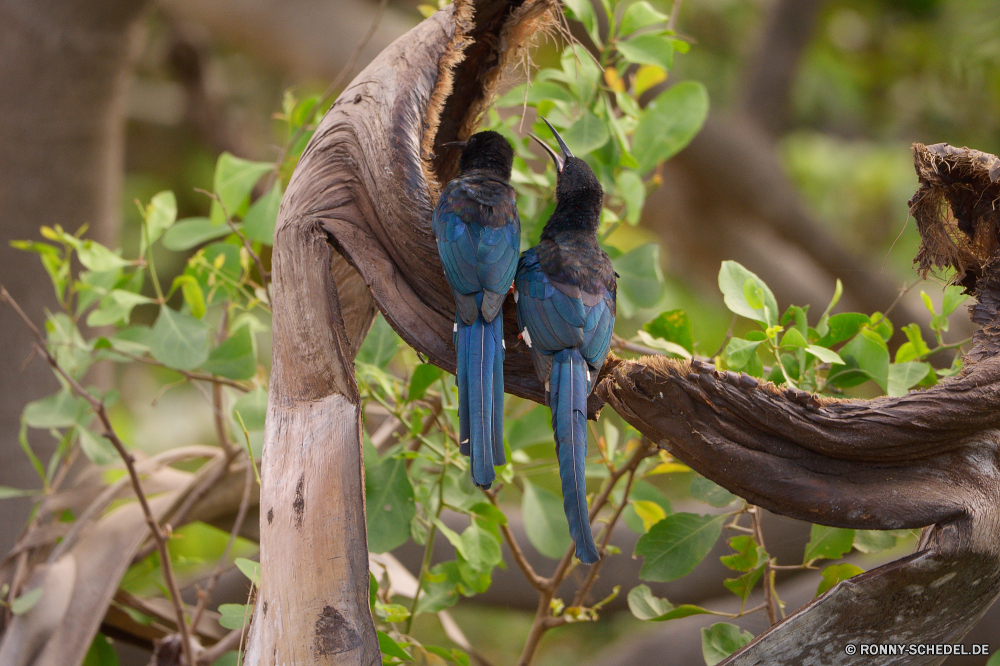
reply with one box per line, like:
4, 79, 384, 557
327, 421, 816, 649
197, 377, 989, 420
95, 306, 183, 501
483, 488, 547, 592
211, 307, 237, 455
0, 286, 195, 666
516, 439, 656, 666
115, 347, 250, 391
667, 0, 684, 31
194, 188, 271, 305
190, 457, 254, 630
610, 334, 664, 357
750, 505, 778, 625
198, 627, 245, 665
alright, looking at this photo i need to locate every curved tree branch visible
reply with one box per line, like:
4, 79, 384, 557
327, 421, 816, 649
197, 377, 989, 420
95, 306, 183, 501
260, 0, 1000, 655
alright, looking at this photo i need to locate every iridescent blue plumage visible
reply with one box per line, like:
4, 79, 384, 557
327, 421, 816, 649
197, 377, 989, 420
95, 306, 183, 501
515, 121, 616, 564
434, 131, 520, 489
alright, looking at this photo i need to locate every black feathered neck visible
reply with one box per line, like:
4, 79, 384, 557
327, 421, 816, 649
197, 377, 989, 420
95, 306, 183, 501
457, 131, 514, 181
541, 156, 603, 239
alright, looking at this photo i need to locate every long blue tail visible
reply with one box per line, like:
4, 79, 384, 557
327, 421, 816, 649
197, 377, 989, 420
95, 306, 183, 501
550, 348, 599, 564
456, 312, 506, 488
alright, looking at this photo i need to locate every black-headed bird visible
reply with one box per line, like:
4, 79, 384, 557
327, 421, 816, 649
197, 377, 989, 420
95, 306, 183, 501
514, 120, 616, 564
434, 131, 520, 489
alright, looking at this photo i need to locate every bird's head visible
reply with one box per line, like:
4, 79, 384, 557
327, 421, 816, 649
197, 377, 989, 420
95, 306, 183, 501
531, 119, 604, 232
443, 131, 514, 180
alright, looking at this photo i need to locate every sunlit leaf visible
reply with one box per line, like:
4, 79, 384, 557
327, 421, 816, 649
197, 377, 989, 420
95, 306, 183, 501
702, 623, 753, 666
803, 525, 855, 563
148, 307, 210, 371
243, 182, 282, 245
817, 563, 864, 595
635, 513, 725, 582
718, 261, 778, 326
211, 153, 273, 225
633, 82, 708, 174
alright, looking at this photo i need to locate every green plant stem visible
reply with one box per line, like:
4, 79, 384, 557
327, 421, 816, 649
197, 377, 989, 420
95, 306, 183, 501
143, 212, 165, 304
406, 449, 449, 634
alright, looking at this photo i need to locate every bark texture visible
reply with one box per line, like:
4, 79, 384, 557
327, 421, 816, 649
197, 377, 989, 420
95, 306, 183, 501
271, 0, 1000, 655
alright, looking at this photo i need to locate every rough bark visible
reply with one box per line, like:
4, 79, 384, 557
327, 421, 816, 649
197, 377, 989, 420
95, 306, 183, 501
279, 0, 1000, 654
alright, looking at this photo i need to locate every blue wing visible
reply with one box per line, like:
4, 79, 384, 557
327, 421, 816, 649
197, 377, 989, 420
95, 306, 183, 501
514, 249, 615, 387
434, 178, 520, 322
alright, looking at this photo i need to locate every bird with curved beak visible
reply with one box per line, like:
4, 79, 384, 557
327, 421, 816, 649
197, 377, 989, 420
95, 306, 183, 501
514, 119, 617, 564
433, 131, 520, 489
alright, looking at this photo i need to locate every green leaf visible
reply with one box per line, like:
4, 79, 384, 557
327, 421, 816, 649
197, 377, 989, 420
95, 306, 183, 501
170, 275, 206, 319
522, 481, 573, 559
616, 170, 646, 225
803, 525, 855, 563
232, 387, 267, 432
723, 338, 762, 371
145, 191, 177, 246
617, 33, 674, 71
702, 623, 753, 666
211, 153, 273, 225
635, 513, 725, 582
720, 535, 763, 572
619, 1, 668, 36
47, 313, 91, 378
826, 329, 889, 391
82, 633, 119, 666
633, 82, 709, 174
816, 279, 843, 336
460, 523, 503, 569
365, 445, 416, 554
635, 330, 691, 358
817, 563, 864, 595
643, 309, 693, 354
243, 182, 282, 245
623, 480, 672, 533
887, 361, 932, 397
218, 603, 251, 630
561, 112, 610, 155
613, 243, 664, 315
377, 630, 413, 661
78, 427, 117, 465
627, 584, 711, 621
631, 500, 668, 532
375, 601, 410, 623
814, 312, 870, 348
563, 0, 598, 41
853, 530, 897, 554
357, 315, 401, 369
717, 261, 778, 326
201, 326, 257, 380
779, 327, 808, 349
689, 476, 737, 507
163, 217, 234, 251
940, 285, 968, 317
0, 486, 37, 500
23, 390, 90, 429
86, 290, 155, 327
633, 64, 667, 96
723, 565, 764, 603
805, 344, 844, 365
408, 364, 442, 401
896, 323, 930, 362
149, 307, 210, 370
76, 241, 130, 273
234, 557, 260, 586
10, 587, 43, 615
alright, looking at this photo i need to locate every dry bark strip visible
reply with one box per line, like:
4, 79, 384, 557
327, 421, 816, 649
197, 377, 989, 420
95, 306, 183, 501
253, 0, 1000, 660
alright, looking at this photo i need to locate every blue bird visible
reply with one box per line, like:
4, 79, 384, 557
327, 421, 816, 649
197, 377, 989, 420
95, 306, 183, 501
434, 131, 520, 489
514, 120, 616, 564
